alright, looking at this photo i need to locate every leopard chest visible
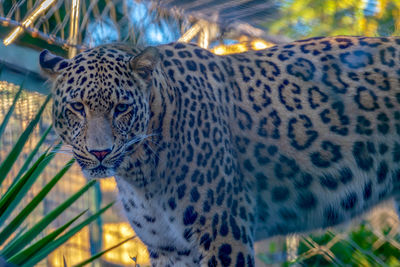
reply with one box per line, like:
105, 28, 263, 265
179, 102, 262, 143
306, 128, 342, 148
115, 176, 190, 251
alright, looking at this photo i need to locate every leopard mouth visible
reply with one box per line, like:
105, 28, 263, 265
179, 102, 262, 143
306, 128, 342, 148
80, 153, 126, 179
82, 164, 116, 179
92, 164, 108, 172
74, 148, 125, 178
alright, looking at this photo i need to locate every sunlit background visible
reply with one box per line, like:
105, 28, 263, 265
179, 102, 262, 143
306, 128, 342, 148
0, 0, 400, 266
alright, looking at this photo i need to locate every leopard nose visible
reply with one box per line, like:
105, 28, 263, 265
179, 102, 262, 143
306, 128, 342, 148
89, 149, 112, 161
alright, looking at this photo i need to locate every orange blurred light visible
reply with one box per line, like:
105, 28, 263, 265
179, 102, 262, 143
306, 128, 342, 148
211, 43, 248, 55
48, 228, 90, 267
251, 39, 274, 50
103, 222, 150, 265
213, 46, 227, 55
99, 178, 117, 192
211, 39, 274, 55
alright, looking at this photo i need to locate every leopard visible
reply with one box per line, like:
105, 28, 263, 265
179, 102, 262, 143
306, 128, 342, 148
39, 36, 400, 267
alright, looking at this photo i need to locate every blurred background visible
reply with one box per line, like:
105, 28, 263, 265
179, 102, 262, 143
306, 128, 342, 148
0, 0, 400, 266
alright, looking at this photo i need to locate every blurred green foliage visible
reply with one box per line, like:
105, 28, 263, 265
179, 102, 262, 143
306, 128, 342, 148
264, 0, 400, 39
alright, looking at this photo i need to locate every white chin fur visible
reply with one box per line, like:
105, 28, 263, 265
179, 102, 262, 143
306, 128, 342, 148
82, 168, 115, 179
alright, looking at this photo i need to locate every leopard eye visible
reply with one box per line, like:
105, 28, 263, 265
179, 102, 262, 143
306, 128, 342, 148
115, 103, 129, 115
70, 102, 85, 113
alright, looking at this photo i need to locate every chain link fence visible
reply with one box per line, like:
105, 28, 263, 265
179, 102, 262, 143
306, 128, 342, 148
255, 203, 400, 266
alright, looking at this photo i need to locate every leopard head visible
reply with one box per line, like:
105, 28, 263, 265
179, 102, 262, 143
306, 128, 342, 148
39, 45, 160, 178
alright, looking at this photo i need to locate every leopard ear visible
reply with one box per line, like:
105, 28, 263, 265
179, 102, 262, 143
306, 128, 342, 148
39, 50, 69, 79
129, 47, 160, 81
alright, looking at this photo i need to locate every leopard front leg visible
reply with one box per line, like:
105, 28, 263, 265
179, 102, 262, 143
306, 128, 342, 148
148, 238, 254, 267
192, 164, 256, 265
149, 249, 199, 267
158, 190, 256, 267
193, 172, 257, 267
197, 224, 255, 267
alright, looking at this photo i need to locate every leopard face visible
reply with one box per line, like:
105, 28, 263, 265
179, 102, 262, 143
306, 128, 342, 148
40, 46, 160, 179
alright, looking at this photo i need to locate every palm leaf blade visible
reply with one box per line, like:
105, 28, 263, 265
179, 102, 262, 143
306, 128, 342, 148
72, 235, 135, 267
0, 143, 62, 230
0, 158, 74, 246
0, 85, 23, 140
0, 179, 97, 258
0, 152, 47, 224
11, 125, 53, 186
20, 202, 114, 267
0, 94, 51, 186
7, 209, 87, 265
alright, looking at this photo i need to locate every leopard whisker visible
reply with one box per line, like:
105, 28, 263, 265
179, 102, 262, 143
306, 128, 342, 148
125, 133, 159, 147
144, 142, 160, 163
125, 135, 145, 147
51, 150, 74, 156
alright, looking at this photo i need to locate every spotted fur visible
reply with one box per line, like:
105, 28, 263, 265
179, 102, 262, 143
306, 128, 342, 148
40, 36, 400, 267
